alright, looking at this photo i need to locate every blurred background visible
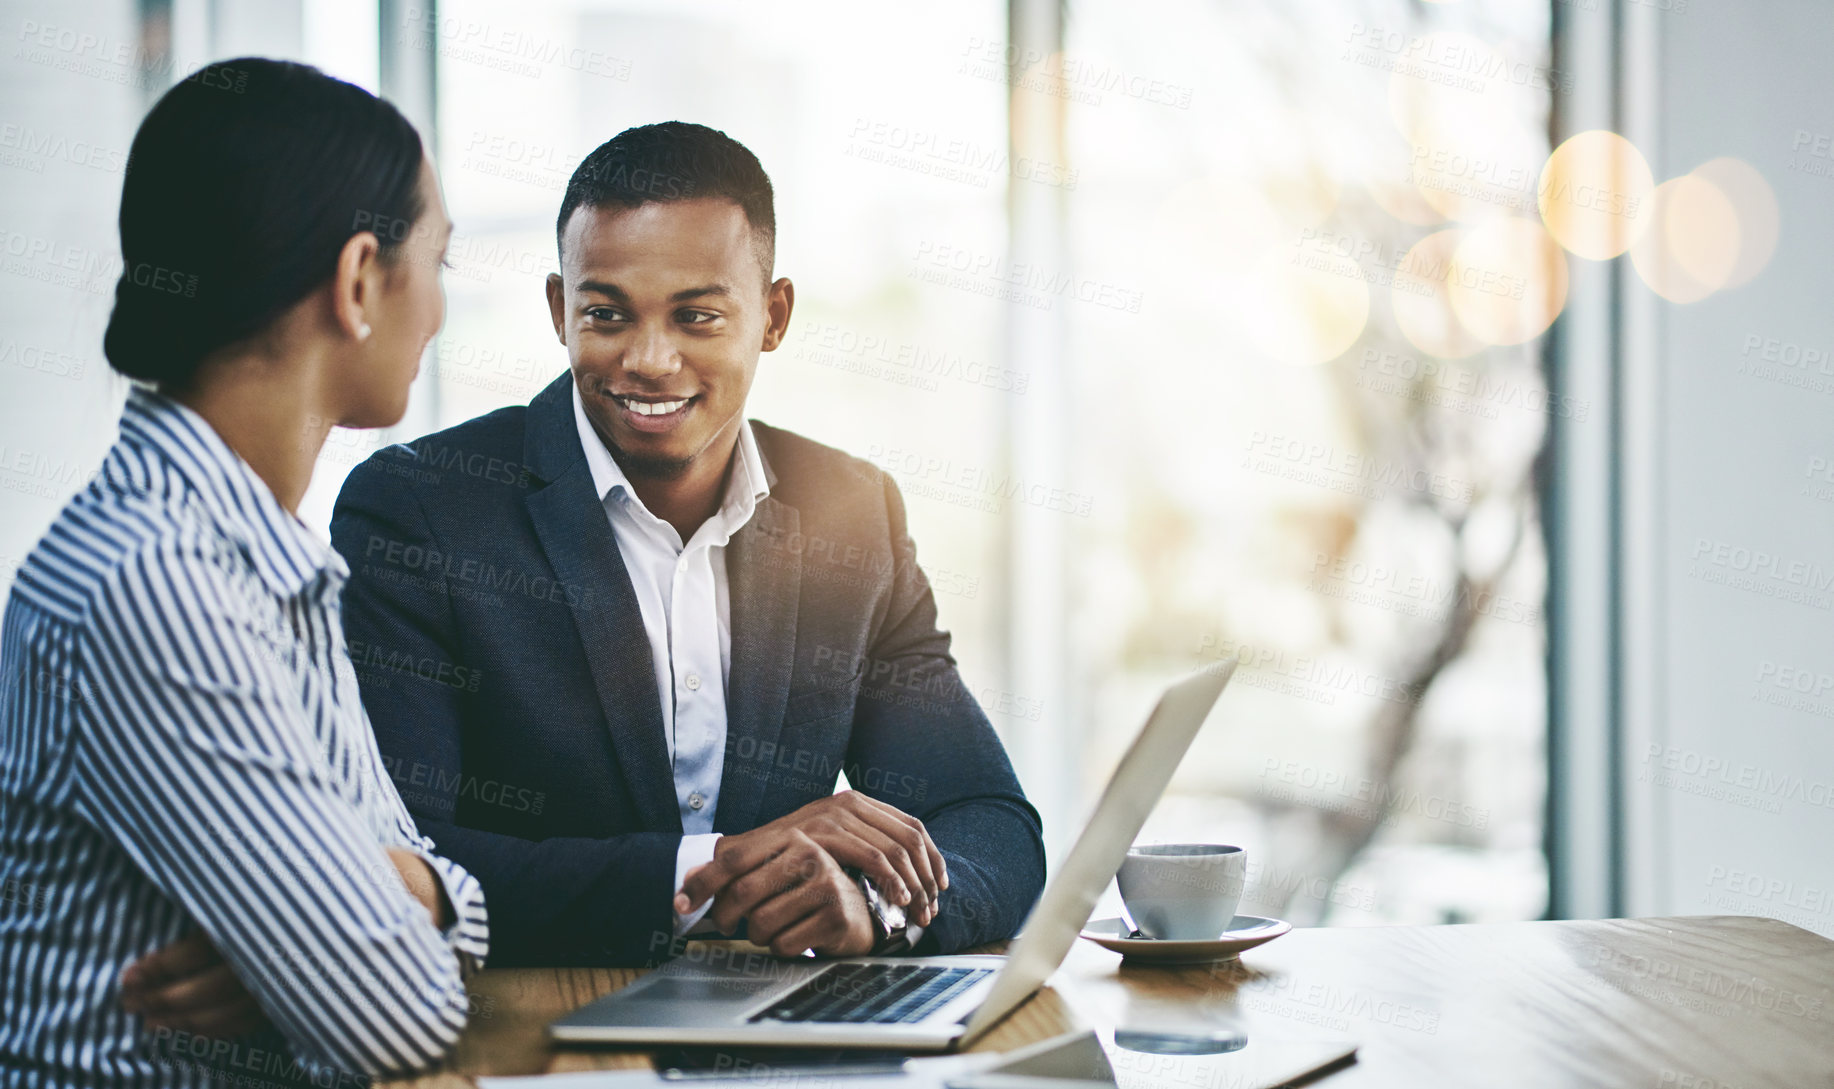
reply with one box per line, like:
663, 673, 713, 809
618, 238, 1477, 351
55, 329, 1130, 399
2, 0, 1829, 937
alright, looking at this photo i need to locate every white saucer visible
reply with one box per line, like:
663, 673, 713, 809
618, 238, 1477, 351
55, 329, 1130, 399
1078, 915, 1292, 964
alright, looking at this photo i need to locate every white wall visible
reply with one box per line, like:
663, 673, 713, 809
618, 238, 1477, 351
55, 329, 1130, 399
0, 0, 142, 590
1626, 0, 1834, 936
0, 0, 346, 593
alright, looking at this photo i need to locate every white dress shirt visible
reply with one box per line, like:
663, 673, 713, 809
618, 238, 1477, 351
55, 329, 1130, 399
572, 383, 767, 934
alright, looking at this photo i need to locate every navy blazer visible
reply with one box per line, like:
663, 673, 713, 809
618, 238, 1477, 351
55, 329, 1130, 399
330, 372, 1045, 966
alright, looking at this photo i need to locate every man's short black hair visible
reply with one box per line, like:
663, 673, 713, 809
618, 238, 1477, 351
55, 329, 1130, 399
556, 121, 776, 282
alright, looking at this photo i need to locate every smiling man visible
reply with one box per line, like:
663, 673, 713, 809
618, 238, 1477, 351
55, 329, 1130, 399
330, 123, 1045, 966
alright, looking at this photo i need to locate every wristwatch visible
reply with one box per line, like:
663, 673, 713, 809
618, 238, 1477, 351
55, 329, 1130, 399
850, 869, 913, 955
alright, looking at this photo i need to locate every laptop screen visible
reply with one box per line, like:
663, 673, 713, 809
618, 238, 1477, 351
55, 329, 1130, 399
960, 660, 1236, 1040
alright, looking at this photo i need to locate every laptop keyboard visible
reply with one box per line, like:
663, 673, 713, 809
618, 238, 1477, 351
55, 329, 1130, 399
750, 964, 993, 1024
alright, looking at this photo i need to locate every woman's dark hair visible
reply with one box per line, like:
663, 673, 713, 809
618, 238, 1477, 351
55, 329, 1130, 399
104, 57, 425, 386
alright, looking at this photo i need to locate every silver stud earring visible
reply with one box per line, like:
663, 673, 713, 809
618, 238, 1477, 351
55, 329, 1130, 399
357, 322, 372, 341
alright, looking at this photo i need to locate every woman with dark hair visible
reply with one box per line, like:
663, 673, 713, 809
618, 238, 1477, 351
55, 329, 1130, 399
0, 58, 486, 1086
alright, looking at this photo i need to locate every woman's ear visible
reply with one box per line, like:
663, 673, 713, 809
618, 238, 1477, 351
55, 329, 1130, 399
333, 231, 384, 342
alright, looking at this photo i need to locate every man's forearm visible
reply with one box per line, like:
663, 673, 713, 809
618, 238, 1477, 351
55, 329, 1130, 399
914, 799, 1047, 953
420, 818, 683, 966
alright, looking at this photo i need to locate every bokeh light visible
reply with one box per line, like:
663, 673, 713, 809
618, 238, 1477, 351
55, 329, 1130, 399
1690, 157, 1779, 290
1393, 229, 1486, 359
1410, 107, 1543, 223
1239, 247, 1371, 366
1448, 217, 1569, 345
1538, 130, 1656, 260
1387, 32, 1515, 143
1366, 131, 1448, 227
1146, 178, 1272, 264
1664, 175, 1741, 291
1629, 175, 1740, 303
1266, 160, 1342, 233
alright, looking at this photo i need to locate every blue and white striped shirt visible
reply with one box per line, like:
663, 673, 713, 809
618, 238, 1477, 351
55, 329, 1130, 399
0, 387, 489, 1087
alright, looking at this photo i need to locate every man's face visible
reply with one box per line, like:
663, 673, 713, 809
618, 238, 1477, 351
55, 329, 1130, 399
546, 198, 792, 479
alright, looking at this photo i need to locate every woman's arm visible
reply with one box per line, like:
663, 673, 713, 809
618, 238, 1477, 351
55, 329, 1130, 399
73, 532, 478, 1077
118, 848, 466, 1037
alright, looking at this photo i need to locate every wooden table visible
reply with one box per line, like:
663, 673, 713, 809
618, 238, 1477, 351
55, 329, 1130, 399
382, 915, 1834, 1088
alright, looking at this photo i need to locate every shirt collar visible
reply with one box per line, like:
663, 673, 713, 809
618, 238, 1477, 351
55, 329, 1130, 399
111, 385, 343, 598
571, 379, 770, 542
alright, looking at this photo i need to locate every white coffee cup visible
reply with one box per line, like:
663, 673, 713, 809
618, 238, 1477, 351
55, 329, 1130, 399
1116, 843, 1247, 941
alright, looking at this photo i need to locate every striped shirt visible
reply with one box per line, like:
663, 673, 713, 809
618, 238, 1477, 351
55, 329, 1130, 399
0, 387, 489, 1087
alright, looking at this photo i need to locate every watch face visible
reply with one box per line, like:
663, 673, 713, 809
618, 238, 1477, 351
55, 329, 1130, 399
863, 875, 908, 931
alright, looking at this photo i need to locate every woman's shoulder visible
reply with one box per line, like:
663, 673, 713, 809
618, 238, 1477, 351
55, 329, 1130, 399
11, 474, 250, 625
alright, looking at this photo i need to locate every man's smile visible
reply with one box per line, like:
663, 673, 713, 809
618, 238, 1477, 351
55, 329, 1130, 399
607, 390, 698, 432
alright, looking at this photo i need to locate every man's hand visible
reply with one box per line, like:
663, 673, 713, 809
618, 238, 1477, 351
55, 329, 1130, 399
676, 791, 947, 927
119, 931, 269, 1038
678, 829, 877, 956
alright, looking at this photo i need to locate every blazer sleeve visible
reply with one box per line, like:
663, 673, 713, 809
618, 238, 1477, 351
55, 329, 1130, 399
332, 453, 681, 966
845, 471, 1047, 953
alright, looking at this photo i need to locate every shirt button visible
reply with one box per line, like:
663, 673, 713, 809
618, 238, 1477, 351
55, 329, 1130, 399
684, 672, 702, 691
688, 792, 705, 810
676, 556, 688, 574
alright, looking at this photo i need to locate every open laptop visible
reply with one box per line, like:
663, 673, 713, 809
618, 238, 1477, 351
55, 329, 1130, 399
549, 659, 1237, 1051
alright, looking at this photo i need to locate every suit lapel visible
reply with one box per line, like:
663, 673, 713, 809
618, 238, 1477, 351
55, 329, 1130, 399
522, 375, 680, 834
715, 494, 800, 833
